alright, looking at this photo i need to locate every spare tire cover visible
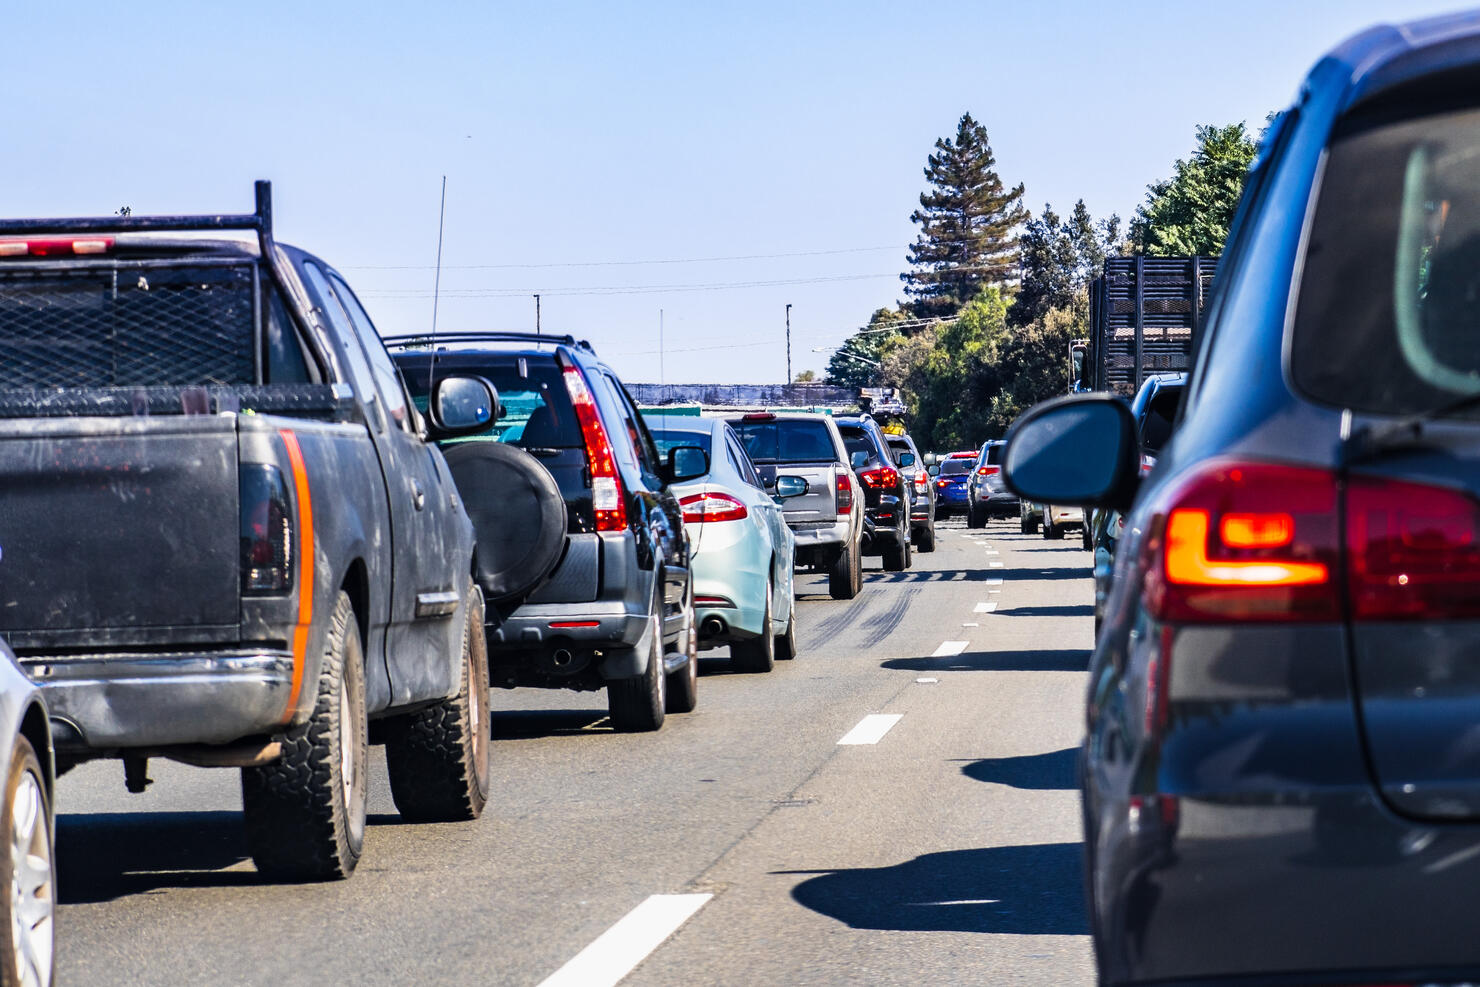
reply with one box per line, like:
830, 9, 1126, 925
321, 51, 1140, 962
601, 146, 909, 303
442, 441, 568, 602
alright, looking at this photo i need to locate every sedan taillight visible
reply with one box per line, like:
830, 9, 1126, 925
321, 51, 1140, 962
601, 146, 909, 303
680, 491, 748, 523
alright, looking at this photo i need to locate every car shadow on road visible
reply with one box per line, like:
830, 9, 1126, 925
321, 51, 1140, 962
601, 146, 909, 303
57, 810, 263, 903
780, 843, 1088, 935
957, 747, 1079, 790
882, 648, 1089, 673
863, 569, 1027, 584
993, 566, 1090, 582
995, 604, 1095, 618
490, 709, 612, 738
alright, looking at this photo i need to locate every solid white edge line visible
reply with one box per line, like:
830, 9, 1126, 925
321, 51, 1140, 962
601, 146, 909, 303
932, 640, 969, 657
837, 713, 904, 745
538, 893, 713, 987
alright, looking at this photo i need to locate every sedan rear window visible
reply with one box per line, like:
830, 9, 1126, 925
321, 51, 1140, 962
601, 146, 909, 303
1293, 104, 1480, 415
938, 458, 973, 476
651, 429, 711, 458
397, 357, 582, 449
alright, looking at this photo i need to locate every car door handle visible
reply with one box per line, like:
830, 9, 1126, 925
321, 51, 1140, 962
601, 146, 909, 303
412, 480, 426, 511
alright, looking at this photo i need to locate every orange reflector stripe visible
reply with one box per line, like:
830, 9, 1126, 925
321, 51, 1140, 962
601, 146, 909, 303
1166, 510, 1327, 586
279, 430, 314, 721
1220, 512, 1294, 549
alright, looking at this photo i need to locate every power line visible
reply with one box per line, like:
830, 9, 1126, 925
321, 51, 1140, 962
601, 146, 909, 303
357, 272, 897, 299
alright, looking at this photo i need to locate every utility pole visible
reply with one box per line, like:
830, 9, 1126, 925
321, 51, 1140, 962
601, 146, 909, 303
659, 309, 665, 387
534, 293, 541, 336
785, 303, 792, 384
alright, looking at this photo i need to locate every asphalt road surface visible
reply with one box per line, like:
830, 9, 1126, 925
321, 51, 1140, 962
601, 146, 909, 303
53, 515, 1095, 986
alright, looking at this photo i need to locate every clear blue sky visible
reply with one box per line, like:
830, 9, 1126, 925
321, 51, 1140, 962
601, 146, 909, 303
3, 2, 1465, 383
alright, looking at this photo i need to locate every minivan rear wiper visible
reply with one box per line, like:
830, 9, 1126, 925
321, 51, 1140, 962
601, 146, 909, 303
1345, 391, 1480, 464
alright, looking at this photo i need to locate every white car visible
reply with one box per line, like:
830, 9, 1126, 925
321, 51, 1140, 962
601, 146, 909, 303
1040, 504, 1084, 541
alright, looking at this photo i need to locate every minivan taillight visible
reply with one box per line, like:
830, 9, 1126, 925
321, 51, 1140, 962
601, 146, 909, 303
1141, 462, 1341, 623
835, 470, 853, 514
859, 466, 899, 489
240, 464, 293, 594
1347, 475, 1480, 620
562, 364, 628, 532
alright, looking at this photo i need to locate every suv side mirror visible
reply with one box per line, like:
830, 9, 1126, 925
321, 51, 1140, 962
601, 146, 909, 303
665, 445, 709, 484
1003, 394, 1139, 510
897, 452, 916, 468
927, 463, 940, 477
774, 475, 808, 499
850, 450, 869, 470
430, 375, 498, 437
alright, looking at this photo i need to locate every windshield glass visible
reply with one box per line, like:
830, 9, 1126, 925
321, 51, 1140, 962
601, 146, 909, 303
650, 429, 711, 459
1293, 104, 1480, 414
731, 419, 837, 463
939, 458, 974, 476
397, 357, 582, 449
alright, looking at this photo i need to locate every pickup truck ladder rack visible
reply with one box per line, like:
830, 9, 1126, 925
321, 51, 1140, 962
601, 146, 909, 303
382, 331, 594, 352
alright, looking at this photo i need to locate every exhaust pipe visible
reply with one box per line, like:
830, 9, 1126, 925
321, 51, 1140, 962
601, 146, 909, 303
700, 616, 727, 640
551, 648, 574, 668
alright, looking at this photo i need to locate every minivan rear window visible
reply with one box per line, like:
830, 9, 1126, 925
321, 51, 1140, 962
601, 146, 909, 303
1293, 104, 1480, 415
732, 420, 836, 463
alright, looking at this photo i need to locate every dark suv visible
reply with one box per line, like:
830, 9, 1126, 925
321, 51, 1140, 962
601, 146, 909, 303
834, 415, 913, 571
390, 333, 701, 732
967, 440, 1015, 527
1006, 14, 1480, 985
885, 432, 936, 552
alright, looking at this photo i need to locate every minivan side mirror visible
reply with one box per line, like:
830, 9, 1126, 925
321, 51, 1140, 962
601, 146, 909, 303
1003, 394, 1139, 511
897, 452, 916, 468
665, 445, 709, 484
850, 450, 869, 469
430, 375, 499, 437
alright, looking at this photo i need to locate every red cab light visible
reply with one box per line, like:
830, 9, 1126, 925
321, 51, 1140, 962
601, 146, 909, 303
0, 236, 114, 258
562, 364, 628, 532
742, 412, 775, 422
680, 491, 748, 523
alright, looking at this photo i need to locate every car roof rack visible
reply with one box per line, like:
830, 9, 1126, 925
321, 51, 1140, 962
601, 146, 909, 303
0, 180, 275, 240
381, 331, 595, 353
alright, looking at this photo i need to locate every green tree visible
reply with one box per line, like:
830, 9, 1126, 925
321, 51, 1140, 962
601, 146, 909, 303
902, 113, 1028, 318
984, 305, 1084, 432
793, 370, 817, 383
1131, 123, 1257, 256
824, 307, 907, 388
1011, 200, 1120, 327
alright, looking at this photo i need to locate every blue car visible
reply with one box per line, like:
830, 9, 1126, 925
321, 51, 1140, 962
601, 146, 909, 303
1006, 12, 1480, 985
930, 451, 976, 519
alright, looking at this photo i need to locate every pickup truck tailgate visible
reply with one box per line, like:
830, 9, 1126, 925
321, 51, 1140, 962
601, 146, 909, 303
0, 416, 240, 648
759, 462, 839, 525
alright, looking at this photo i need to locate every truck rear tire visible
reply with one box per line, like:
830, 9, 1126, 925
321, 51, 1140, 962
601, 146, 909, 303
828, 538, 860, 600
883, 532, 907, 572
608, 613, 666, 732
383, 585, 491, 823
916, 521, 936, 553
967, 505, 985, 529
243, 591, 367, 881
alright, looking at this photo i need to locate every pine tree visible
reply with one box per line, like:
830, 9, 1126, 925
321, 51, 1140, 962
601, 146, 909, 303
902, 113, 1029, 318
1010, 200, 1120, 327
1131, 123, 1257, 256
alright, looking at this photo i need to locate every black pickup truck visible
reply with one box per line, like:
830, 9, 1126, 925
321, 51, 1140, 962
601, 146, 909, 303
0, 184, 493, 880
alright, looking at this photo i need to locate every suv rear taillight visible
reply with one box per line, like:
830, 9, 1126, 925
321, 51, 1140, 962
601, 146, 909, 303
1141, 462, 1341, 623
562, 364, 627, 532
240, 464, 293, 594
977, 465, 999, 477
835, 470, 853, 514
1347, 475, 1480, 620
680, 491, 748, 523
859, 466, 899, 489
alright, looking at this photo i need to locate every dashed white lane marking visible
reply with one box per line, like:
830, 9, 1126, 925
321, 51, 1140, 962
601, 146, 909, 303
961, 622, 979, 627
838, 713, 904, 745
932, 640, 969, 657
916, 677, 939, 684
989, 589, 1002, 595
974, 602, 997, 613
985, 578, 1003, 585
538, 893, 712, 987
984, 549, 1000, 556
989, 562, 1005, 568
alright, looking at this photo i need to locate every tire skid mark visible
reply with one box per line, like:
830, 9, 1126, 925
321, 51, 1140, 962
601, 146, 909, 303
858, 586, 920, 649
802, 587, 882, 650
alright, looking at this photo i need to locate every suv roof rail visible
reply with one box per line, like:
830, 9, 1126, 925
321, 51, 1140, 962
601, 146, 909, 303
381, 331, 595, 353
0, 180, 275, 239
